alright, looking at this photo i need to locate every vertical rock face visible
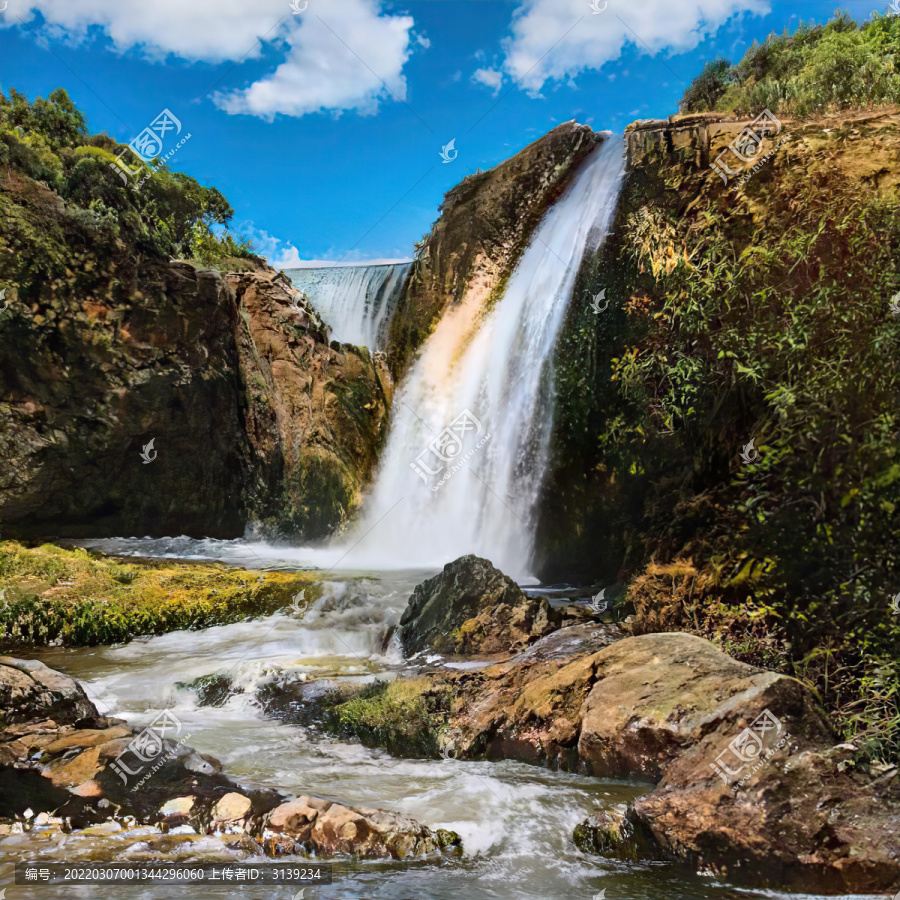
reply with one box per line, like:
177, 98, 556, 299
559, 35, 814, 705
0, 162, 391, 539
227, 270, 393, 538
0, 247, 248, 538
387, 122, 604, 378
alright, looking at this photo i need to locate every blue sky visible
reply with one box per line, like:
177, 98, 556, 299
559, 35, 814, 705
0, 0, 887, 265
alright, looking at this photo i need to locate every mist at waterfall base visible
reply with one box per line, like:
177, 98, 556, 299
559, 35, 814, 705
284, 262, 411, 350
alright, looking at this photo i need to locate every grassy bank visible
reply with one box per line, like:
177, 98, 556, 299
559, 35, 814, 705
0, 541, 316, 646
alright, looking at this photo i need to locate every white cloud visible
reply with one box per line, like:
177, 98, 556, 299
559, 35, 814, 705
501, 0, 767, 94
20, 0, 289, 61
472, 67, 504, 95
215, 0, 415, 119
242, 224, 411, 269
242, 225, 303, 269
18, 0, 420, 120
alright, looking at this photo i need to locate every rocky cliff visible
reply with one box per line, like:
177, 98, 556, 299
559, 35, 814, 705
0, 169, 389, 539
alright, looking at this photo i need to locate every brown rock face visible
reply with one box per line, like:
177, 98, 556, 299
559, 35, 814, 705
397, 554, 564, 655
226, 270, 392, 537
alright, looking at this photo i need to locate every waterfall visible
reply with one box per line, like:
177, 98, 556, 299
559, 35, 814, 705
284, 262, 411, 350
337, 139, 625, 579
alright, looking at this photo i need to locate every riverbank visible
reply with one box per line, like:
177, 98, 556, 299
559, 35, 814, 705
0, 541, 317, 646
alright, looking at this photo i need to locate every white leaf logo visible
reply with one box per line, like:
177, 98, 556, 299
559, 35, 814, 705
440, 139, 458, 163
739, 438, 758, 465
140, 438, 158, 464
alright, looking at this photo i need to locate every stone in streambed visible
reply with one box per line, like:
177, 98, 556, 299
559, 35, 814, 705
572, 805, 659, 863
397, 554, 560, 655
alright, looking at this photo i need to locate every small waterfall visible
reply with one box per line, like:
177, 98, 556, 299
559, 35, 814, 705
284, 262, 411, 350
338, 138, 625, 579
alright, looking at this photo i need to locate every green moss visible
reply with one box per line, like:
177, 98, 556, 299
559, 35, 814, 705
326, 678, 455, 759
0, 541, 316, 647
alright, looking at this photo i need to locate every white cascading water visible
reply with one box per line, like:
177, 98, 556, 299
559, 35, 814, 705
338, 138, 626, 579
284, 262, 411, 350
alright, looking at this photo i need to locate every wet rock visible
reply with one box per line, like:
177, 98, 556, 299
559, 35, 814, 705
397, 554, 562, 655
211, 792, 252, 825
0, 656, 462, 862
0, 657, 99, 726
175, 673, 237, 708
572, 804, 659, 863
265, 796, 459, 859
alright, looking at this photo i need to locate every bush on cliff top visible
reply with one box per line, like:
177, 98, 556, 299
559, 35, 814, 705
0, 87, 257, 267
680, 11, 900, 116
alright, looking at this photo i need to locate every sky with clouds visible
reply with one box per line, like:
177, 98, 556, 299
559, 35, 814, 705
0, 0, 886, 265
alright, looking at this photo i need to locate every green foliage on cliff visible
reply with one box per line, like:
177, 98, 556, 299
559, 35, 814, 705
0, 87, 256, 267
0, 541, 315, 646
549, 113, 900, 764
679, 11, 900, 116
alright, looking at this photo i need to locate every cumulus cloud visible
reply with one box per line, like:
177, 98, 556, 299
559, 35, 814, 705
501, 0, 767, 94
472, 67, 504, 95
18, 0, 289, 61
17, 0, 420, 119
215, 0, 415, 119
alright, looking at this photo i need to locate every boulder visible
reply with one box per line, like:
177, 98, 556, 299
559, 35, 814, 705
266, 796, 460, 859
628, 738, 900, 893
0, 656, 99, 725
397, 554, 561, 655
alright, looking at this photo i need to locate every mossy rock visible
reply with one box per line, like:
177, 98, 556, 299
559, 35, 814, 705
0, 541, 316, 647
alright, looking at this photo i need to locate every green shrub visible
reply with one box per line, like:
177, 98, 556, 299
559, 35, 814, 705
680, 11, 900, 116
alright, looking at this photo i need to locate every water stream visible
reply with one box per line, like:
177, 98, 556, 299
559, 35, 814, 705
284, 263, 411, 350
11, 546, 771, 900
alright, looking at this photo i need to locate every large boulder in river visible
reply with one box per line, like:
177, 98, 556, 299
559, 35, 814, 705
0, 656, 98, 726
397, 554, 560, 656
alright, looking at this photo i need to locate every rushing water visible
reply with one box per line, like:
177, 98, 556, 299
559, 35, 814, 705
284, 263, 411, 350
10, 542, 873, 900
324, 139, 626, 581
